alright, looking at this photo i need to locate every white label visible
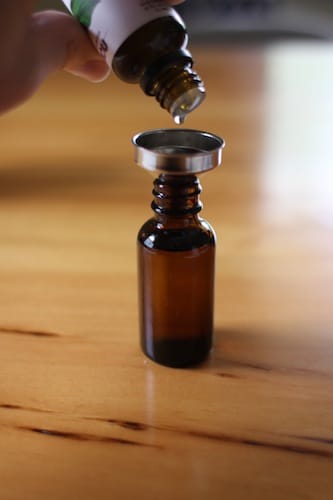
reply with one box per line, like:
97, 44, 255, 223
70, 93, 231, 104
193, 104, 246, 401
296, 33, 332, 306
61, 0, 182, 66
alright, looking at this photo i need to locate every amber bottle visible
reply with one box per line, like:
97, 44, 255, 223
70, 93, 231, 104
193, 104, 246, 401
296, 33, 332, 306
62, 0, 205, 123
138, 174, 215, 367
112, 16, 205, 124
133, 129, 224, 368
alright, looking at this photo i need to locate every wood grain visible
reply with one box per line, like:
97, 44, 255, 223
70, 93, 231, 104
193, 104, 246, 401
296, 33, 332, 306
0, 44, 333, 500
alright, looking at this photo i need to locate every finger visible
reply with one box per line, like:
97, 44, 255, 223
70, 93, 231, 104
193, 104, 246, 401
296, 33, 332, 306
29, 10, 110, 82
0, 10, 109, 114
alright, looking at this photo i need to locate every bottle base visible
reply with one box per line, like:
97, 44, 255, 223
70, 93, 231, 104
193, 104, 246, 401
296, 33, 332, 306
142, 336, 212, 368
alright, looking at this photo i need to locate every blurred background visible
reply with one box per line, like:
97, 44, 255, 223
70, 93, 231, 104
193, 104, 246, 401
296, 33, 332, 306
38, 0, 333, 39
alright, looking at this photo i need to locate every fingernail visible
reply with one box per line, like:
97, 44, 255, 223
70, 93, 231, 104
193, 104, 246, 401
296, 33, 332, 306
69, 59, 110, 82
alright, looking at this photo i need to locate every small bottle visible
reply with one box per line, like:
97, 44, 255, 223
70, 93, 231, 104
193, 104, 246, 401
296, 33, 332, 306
133, 129, 224, 368
61, 0, 205, 123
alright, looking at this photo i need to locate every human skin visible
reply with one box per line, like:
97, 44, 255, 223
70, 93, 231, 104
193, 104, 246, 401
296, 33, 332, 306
0, 0, 185, 114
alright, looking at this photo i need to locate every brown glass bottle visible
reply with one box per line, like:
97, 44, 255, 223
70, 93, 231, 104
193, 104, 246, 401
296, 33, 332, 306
63, 1, 205, 121
137, 174, 216, 368
112, 17, 205, 123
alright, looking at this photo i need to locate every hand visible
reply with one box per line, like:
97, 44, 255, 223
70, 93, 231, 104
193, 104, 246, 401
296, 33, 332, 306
0, 0, 185, 114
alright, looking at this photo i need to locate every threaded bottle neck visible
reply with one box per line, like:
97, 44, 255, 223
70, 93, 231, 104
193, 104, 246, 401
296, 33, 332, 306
141, 51, 206, 123
153, 66, 206, 123
152, 174, 202, 217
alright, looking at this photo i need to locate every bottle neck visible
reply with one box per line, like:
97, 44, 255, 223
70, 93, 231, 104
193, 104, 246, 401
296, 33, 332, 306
140, 50, 206, 123
151, 174, 202, 223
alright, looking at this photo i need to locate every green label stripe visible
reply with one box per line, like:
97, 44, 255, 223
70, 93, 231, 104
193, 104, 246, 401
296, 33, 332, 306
71, 0, 101, 27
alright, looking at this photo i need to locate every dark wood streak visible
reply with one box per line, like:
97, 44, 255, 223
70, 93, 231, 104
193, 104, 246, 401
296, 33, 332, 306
0, 404, 24, 411
18, 426, 161, 448
0, 405, 147, 431
0, 403, 54, 414
289, 435, 333, 446
216, 372, 241, 379
0, 326, 60, 338
184, 430, 333, 458
109, 420, 148, 431
218, 360, 331, 379
230, 360, 273, 372
88, 417, 148, 431
3, 404, 332, 458
85, 417, 333, 459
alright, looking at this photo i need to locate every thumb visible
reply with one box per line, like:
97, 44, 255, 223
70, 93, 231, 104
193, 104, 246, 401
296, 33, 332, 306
30, 10, 110, 83
0, 10, 111, 114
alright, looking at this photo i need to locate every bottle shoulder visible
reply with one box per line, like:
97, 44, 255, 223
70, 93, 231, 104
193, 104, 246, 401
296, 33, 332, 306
112, 17, 187, 83
138, 217, 215, 252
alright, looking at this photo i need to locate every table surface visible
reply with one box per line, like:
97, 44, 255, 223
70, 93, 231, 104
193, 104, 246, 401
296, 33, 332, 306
0, 42, 333, 500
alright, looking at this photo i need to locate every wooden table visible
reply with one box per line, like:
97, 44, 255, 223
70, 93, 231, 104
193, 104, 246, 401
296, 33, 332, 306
0, 43, 332, 499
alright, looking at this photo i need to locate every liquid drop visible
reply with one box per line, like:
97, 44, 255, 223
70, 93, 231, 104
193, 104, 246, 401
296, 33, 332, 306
174, 114, 185, 125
